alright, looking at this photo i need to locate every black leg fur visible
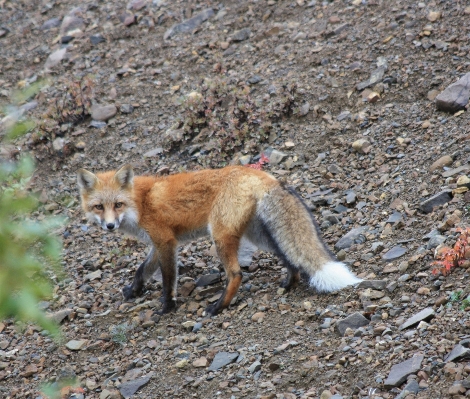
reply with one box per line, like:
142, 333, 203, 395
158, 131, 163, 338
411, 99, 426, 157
122, 259, 147, 300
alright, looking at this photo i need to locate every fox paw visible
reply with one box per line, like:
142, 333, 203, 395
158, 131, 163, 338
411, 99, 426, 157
122, 285, 137, 301
279, 279, 293, 290
205, 303, 220, 317
154, 300, 176, 315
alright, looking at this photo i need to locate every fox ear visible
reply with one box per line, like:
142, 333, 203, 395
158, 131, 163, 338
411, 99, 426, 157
113, 164, 134, 189
77, 169, 98, 193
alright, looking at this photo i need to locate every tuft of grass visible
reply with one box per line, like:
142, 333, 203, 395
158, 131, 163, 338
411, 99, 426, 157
110, 322, 134, 345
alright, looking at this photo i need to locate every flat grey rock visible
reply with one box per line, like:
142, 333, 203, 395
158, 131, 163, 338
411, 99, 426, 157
382, 246, 407, 261
336, 312, 369, 336
394, 380, 419, 399
419, 190, 453, 213
399, 308, 435, 330
426, 234, 446, 249
442, 164, 470, 178
143, 147, 163, 158
208, 352, 239, 371
65, 339, 87, 351
357, 280, 387, 290
119, 374, 152, 398
384, 355, 424, 388
334, 226, 368, 250
248, 360, 261, 373
386, 211, 403, 223
356, 66, 386, 91
435, 72, 470, 113
445, 344, 470, 363
60, 15, 85, 36
47, 309, 72, 324
164, 8, 214, 40
91, 104, 117, 122
41, 18, 61, 30
195, 273, 220, 287
267, 149, 288, 165
231, 28, 251, 42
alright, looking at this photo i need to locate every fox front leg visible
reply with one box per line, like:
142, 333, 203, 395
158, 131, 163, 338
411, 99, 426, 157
122, 248, 159, 300
154, 239, 178, 315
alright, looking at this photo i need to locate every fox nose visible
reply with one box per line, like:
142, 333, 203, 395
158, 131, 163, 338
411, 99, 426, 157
106, 223, 115, 230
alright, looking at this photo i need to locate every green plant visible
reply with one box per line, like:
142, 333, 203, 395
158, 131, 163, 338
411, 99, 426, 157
110, 322, 134, 345
450, 290, 463, 302
171, 77, 298, 166
41, 377, 82, 399
460, 297, 470, 311
0, 82, 63, 335
447, 291, 470, 311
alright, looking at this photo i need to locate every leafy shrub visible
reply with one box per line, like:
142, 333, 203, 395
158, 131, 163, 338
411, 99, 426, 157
170, 77, 298, 166
0, 82, 63, 335
431, 227, 470, 275
34, 76, 94, 143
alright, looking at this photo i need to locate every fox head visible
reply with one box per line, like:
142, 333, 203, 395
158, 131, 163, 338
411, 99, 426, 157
77, 164, 137, 231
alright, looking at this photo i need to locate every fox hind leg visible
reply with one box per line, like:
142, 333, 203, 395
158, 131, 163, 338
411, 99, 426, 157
206, 234, 243, 316
245, 217, 300, 290
280, 267, 301, 290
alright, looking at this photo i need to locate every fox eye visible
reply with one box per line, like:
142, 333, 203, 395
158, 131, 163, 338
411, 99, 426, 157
115, 202, 124, 209
94, 204, 104, 211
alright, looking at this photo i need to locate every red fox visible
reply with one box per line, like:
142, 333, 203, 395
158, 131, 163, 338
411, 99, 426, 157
77, 165, 361, 316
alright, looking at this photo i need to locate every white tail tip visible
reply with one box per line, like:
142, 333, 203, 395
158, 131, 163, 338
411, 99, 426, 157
309, 261, 362, 293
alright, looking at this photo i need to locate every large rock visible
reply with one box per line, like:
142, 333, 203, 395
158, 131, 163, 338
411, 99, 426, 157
444, 344, 470, 363
44, 48, 67, 71
357, 280, 387, 290
164, 8, 214, 40
435, 73, 470, 113
356, 67, 386, 91
65, 339, 87, 350
399, 308, 435, 330
41, 18, 61, 30
429, 155, 453, 172
419, 190, 453, 213
384, 355, 424, 388
394, 380, 419, 398
207, 352, 239, 371
336, 312, 369, 336
231, 28, 251, 42
91, 104, 117, 122
334, 227, 368, 250
119, 374, 153, 398
60, 15, 85, 36
195, 273, 220, 287
47, 309, 72, 324
382, 246, 407, 262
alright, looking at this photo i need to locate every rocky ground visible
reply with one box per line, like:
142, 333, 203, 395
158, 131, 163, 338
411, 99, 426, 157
1, 0, 470, 398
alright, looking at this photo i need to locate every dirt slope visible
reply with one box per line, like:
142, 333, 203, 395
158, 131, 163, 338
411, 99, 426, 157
1, 0, 470, 398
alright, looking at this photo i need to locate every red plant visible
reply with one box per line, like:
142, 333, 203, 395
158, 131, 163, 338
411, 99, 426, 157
431, 227, 470, 275
247, 153, 269, 170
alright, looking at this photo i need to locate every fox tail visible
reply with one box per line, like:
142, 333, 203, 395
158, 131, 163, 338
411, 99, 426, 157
257, 186, 362, 292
